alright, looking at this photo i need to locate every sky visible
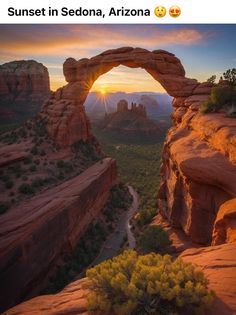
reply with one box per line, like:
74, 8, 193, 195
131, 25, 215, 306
0, 24, 236, 93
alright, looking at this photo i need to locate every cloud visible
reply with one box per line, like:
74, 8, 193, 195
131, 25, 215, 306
0, 25, 208, 58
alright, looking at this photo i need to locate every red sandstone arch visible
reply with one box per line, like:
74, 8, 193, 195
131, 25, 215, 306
41, 47, 204, 147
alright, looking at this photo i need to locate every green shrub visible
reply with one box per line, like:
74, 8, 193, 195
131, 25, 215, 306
23, 156, 32, 165
5, 180, 14, 189
138, 225, 172, 254
56, 160, 65, 168
18, 183, 34, 194
86, 250, 214, 315
138, 207, 157, 226
200, 86, 236, 114
31, 146, 38, 155
221, 68, 236, 86
1, 174, 10, 182
42, 221, 108, 294
40, 149, 46, 156
56, 160, 73, 172
0, 202, 10, 214
32, 177, 44, 188
57, 172, 65, 180
29, 165, 37, 172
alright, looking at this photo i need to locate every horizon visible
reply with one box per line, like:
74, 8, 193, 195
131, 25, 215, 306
1, 24, 236, 93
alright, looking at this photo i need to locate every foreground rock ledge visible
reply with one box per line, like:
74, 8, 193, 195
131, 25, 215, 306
3, 243, 236, 315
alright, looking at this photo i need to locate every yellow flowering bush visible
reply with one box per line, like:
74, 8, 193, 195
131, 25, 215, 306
86, 250, 214, 315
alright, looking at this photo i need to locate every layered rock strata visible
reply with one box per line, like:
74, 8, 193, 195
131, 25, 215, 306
0, 60, 50, 102
0, 158, 117, 312
158, 103, 236, 245
41, 47, 199, 146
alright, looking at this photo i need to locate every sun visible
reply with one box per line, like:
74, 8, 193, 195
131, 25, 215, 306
101, 89, 106, 95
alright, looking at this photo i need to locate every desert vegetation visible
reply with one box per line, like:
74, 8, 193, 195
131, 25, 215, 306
0, 118, 101, 214
94, 127, 164, 227
86, 250, 214, 315
201, 69, 236, 117
42, 183, 132, 294
137, 225, 172, 254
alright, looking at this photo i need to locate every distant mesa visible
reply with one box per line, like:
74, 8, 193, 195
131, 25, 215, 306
99, 99, 160, 136
0, 60, 50, 123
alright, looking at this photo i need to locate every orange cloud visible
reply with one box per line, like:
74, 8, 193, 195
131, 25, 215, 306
0, 25, 208, 57
0, 25, 213, 93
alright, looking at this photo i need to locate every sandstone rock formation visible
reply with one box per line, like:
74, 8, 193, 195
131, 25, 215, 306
2, 47, 236, 315
158, 109, 236, 245
3, 278, 110, 315
100, 99, 160, 136
41, 47, 198, 146
0, 60, 50, 102
181, 243, 236, 315
2, 278, 91, 315
212, 198, 236, 245
0, 142, 31, 167
4, 244, 236, 315
0, 158, 117, 312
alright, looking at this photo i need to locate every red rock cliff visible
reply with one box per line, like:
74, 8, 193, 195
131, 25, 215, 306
0, 60, 50, 102
0, 158, 117, 312
158, 85, 236, 245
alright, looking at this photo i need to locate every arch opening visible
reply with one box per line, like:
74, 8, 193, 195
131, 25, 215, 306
83, 65, 173, 133
41, 47, 199, 147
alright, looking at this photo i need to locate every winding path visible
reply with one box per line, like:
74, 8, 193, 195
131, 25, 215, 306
92, 185, 139, 266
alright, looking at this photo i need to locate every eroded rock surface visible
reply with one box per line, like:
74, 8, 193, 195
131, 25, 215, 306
3, 278, 113, 315
181, 243, 236, 315
0, 158, 117, 312
158, 108, 236, 245
41, 47, 199, 146
0, 60, 50, 102
4, 244, 236, 315
212, 198, 236, 245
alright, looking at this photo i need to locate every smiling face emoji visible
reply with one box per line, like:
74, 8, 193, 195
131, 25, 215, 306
154, 6, 166, 18
169, 5, 181, 18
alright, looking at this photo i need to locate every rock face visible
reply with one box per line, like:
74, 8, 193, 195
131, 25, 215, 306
3, 278, 110, 315
0, 60, 50, 102
117, 99, 128, 112
41, 47, 198, 146
158, 108, 236, 245
0, 142, 31, 167
152, 214, 200, 253
100, 99, 159, 136
3, 278, 91, 315
212, 198, 236, 245
5, 244, 236, 315
181, 243, 236, 315
0, 158, 117, 312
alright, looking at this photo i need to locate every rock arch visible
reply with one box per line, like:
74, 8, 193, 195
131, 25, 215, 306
41, 47, 206, 147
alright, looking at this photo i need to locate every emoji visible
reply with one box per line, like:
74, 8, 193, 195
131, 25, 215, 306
154, 6, 166, 18
169, 5, 181, 18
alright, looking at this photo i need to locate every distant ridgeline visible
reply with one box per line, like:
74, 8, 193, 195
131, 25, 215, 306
99, 99, 160, 136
